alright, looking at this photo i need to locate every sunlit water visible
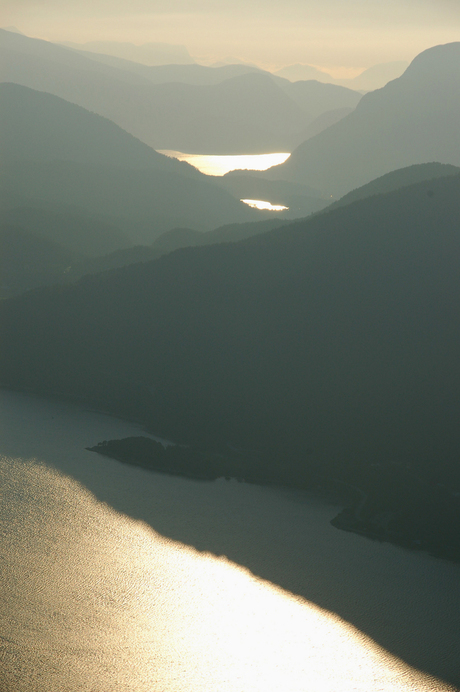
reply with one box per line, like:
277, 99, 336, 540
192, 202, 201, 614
157, 150, 290, 176
241, 198, 289, 211
1, 390, 459, 691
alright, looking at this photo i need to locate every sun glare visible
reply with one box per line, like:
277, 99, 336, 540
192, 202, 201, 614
157, 150, 291, 176
241, 199, 289, 211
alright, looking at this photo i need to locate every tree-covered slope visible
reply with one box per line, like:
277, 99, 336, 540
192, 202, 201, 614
0, 225, 81, 297
4, 172, 460, 557
1, 172, 459, 465
328, 162, 460, 211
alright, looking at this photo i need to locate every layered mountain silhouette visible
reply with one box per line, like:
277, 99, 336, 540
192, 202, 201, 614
0, 83, 257, 242
54, 49, 265, 86
0, 225, 81, 298
6, 161, 459, 297
0, 29, 361, 154
0, 204, 130, 257
328, 162, 460, 211
274, 61, 409, 91
2, 172, 460, 468
62, 40, 195, 66
339, 61, 409, 91
0, 82, 200, 177
266, 43, 460, 197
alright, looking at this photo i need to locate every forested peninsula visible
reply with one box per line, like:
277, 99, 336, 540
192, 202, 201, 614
88, 436, 460, 563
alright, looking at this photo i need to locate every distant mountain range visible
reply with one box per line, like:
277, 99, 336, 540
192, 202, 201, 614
0, 28, 361, 154
61, 40, 195, 66
275, 61, 409, 92
266, 43, 460, 197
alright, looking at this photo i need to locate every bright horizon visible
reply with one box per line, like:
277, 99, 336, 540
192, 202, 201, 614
2, 0, 460, 73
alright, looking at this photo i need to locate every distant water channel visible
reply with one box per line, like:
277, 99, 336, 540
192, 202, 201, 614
157, 150, 291, 176
1, 390, 459, 691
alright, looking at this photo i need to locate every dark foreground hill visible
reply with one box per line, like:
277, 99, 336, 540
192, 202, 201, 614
327, 162, 460, 211
1, 173, 460, 558
1, 176, 460, 439
0, 204, 131, 256
0, 226, 80, 297
2, 172, 460, 452
267, 42, 460, 197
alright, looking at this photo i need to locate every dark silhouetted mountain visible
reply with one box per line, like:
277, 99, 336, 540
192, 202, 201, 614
4, 171, 460, 561
0, 29, 360, 154
70, 246, 164, 280
0, 225, 82, 297
329, 162, 460, 211
266, 43, 460, 197
0, 84, 256, 242
2, 172, 460, 560
2, 159, 258, 244
62, 40, 195, 66
0, 205, 131, 256
2, 172, 460, 465
151, 228, 206, 253
149, 163, 460, 255
151, 218, 290, 253
217, 173, 330, 218
0, 82, 199, 179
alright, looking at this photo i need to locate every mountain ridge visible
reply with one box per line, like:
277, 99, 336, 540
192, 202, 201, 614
265, 42, 460, 196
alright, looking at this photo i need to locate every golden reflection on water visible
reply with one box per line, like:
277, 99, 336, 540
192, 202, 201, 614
157, 150, 291, 176
1, 448, 456, 692
241, 198, 289, 211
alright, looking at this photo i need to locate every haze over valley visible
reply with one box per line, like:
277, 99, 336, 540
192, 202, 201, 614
1, 5, 460, 690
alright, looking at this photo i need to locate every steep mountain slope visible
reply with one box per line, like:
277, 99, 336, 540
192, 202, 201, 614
62, 40, 195, 66
275, 80, 360, 123
338, 61, 409, 91
273, 61, 409, 90
266, 43, 460, 197
329, 162, 460, 211
0, 84, 255, 242
0, 205, 131, 256
2, 172, 460, 466
0, 29, 360, 154
1, 160, 258, 243
0, 82, 199, 178
0, 225, 81, 297
151, 218, 290, 253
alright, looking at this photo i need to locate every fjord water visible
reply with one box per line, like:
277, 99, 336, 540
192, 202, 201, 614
157, 150, 291, 176
1, 390, 459, 692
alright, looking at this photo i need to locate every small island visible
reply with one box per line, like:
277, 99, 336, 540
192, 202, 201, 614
88, 436, 460, 563
86, 436, 316, 487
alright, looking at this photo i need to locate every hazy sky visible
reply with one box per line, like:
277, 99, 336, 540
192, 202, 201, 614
2, 0, 460, 71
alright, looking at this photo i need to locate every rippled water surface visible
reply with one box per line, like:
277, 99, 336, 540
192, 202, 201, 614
1, 390, 459, 691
